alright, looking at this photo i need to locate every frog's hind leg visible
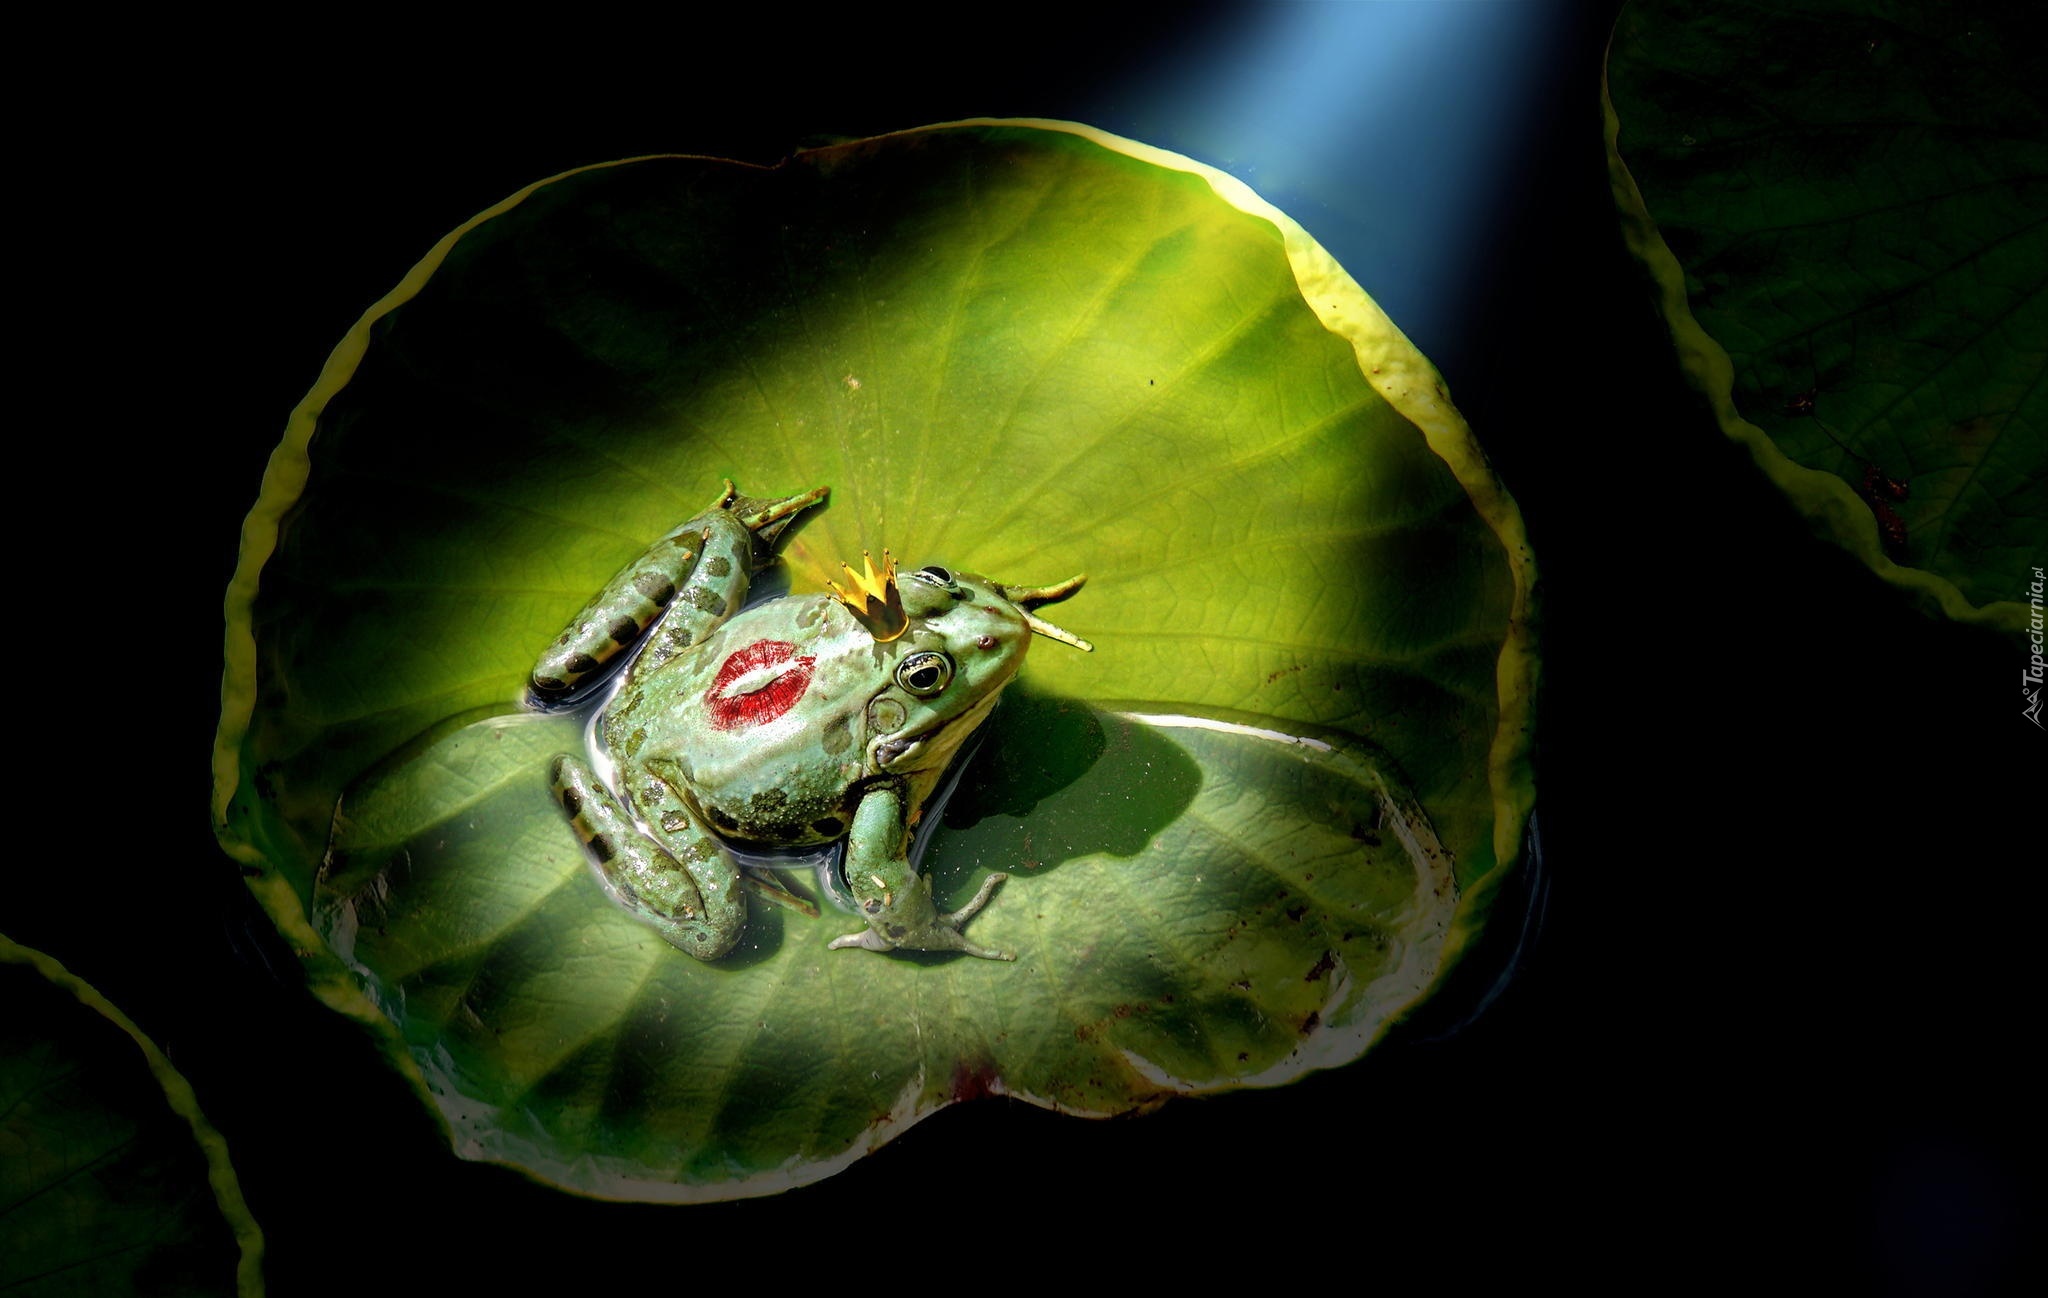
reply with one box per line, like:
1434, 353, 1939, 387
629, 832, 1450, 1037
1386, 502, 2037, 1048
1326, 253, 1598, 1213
551, 755, 744, 961
529, 521, 717, 703
633, 484, 832, 673
528, 482, 827, 703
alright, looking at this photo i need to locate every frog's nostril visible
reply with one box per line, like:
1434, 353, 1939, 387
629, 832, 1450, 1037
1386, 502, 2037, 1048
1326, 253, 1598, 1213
975, 635, 997, 650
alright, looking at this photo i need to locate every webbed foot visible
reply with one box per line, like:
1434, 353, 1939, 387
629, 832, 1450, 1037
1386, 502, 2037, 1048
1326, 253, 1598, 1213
828, 873, 1015, 961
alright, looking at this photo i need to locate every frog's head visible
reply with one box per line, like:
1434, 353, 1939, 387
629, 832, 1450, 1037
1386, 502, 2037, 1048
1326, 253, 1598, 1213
831, 553, 1090, 777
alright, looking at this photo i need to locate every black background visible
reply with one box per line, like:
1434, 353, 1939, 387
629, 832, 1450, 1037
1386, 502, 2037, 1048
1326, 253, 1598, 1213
22, 1, 2037, 1290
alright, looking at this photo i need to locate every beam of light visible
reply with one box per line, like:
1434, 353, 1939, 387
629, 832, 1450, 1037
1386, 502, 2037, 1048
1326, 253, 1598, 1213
1087, 0, 1563, 362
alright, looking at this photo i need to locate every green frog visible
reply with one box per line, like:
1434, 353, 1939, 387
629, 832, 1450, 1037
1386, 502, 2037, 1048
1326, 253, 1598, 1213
530, 481, 1091, 963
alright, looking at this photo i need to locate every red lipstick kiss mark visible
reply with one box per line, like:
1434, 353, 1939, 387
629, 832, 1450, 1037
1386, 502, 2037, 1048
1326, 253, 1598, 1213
705, 640, 816, 731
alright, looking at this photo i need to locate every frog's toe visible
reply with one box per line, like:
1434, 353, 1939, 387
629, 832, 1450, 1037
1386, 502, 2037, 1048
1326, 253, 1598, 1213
728, 483, 830, 547
941, 872, 1007, 927
828, 928, 894, 953
942, 931, 1016, 962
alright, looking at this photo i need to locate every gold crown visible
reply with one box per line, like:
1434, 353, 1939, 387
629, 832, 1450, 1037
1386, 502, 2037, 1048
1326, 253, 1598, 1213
828, 549, 908, 642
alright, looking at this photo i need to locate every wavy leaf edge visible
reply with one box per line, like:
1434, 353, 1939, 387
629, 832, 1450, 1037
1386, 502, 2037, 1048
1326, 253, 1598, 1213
1601, 60, 2031, 634
0, 934, 266, 1295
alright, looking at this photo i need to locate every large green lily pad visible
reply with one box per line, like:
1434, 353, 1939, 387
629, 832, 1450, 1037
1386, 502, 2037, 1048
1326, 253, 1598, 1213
320, 697, 1457, 1196
1, 937, 264, 1296
215, 120, 1536, 1198
1606, 0, 2044, 630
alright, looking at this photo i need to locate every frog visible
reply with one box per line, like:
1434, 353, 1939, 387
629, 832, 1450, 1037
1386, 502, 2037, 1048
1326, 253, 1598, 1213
530, 480, 1092, 963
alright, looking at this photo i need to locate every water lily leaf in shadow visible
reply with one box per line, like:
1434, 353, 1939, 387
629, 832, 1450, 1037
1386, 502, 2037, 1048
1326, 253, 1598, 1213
215, 121, 1537, 1198
318, 699, 1453, 1199
1606, 0, 2045, 629
0, 937, 264, 1296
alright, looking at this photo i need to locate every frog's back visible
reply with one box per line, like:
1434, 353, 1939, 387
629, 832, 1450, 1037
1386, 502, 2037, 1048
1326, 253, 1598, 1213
605, 594, 880, 846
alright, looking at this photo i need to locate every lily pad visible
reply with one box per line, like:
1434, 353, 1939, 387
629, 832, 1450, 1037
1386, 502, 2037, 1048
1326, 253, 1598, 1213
320, 696, 1455, 1196
1, 937, 264, 1296
214, 120, 1536, 1198
1605, 0, 2044, 629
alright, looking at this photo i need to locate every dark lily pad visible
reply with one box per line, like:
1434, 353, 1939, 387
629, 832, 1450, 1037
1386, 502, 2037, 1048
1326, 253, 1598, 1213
0, 936, 264, 1296
1606, 0, 2044, 629
214, 120, 1536, 1198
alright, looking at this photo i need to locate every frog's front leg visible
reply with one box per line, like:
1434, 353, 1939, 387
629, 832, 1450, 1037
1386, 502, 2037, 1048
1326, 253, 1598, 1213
828, 778, 1014, 961
551, 755, 744, 961
529, 482, 827, 701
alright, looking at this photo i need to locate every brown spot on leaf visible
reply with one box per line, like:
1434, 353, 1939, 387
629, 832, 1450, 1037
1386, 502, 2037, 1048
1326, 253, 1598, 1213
950, 1059, 999, 1103
1305, 950, 1336, 981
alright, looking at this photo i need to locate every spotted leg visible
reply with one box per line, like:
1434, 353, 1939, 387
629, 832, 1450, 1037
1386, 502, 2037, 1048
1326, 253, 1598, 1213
529, 482, 827, 702
828, 778, 1014, 960
551, 755, 744, 960
608, 761, 820, 919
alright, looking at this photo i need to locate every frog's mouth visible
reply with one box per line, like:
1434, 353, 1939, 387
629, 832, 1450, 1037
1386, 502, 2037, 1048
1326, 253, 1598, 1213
874, 717, 947, 769
872, 680, 1009, 772
873, 734, 923, 767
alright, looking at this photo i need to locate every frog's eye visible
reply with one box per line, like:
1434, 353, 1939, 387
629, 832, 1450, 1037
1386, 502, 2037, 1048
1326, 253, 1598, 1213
895, 651, 954, 696
908, 565, 954, 588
